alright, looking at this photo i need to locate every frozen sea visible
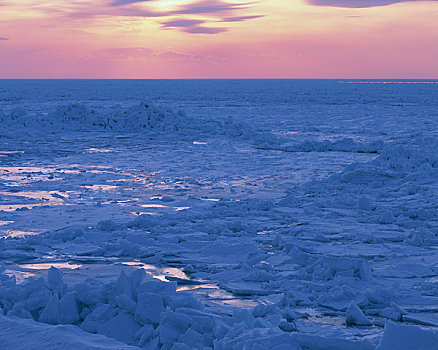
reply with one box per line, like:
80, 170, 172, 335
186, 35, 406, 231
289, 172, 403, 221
0, 79, 437, 349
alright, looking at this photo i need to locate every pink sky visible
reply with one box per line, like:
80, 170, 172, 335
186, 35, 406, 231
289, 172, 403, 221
0, 0, 437, 78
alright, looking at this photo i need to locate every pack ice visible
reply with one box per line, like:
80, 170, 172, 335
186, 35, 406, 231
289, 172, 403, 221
0, 80, 437, 349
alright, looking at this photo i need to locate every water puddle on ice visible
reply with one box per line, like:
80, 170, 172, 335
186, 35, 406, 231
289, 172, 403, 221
5, 262, 83, 283
257, 230, 273, 235
0, 190, 70, 213
0, 166, 49, 174
85, 148, 113, 153
0, 220, 14, 226
175, 206, 190, 211
0, 190, 68, 201
118, 262, 258, 308
80, 259, 257, 308
0, 167, 58, 185
177, 282, 258, 309
4, 230, 40, 238
141, 204, 168, 208
19, 262, 82, 270
7, 258, 258, 310
0, 203, 42, 212
0, 151, 24, 157
120, 261, 190, 282
131, 211, 160, 216
140, 204, 191, 212
82, 185, 118, 191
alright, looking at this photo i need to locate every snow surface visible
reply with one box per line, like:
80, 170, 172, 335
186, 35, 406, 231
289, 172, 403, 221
0, 79, 437, 349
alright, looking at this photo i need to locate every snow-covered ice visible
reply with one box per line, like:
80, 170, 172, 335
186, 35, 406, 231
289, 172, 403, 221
0, 79, 437, 349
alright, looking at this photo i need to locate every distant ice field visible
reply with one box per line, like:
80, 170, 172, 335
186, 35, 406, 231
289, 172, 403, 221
0, 80, 437, 349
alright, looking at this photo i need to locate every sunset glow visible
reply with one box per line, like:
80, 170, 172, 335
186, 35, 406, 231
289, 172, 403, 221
0, 0, 437, 78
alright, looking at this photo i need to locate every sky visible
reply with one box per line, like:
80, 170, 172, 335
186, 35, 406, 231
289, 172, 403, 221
0, 0, 437, 78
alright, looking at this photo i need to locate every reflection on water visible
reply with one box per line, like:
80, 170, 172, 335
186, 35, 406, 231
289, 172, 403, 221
121, 261, 190, 282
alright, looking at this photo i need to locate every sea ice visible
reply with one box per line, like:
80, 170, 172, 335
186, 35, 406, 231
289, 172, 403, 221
0, 79, 436, 349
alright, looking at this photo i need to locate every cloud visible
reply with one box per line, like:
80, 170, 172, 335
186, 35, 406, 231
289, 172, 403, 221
173, 0, 251, 15
162, 18, 228, 34
307, 0, 428, 8
162, 19, 205, 28
158, 2, 260, 34
184, 26, 227, 34
221, 14, 264, 22
0, 37, 8, 41
38, 0, 261, 35
110, 0, 152, 6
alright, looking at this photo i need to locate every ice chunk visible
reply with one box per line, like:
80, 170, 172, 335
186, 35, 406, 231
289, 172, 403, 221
97, 312, 140, 345
135, 292, 165, 324
96, 219, 121, 231
357, 196, 373, 211
306, 256, 373, 282
279, 194, 301, 208
136, 280, 177, 295
171, 343, 191, 350
279, 319, 295, 332
377, 209, 395, 224
110, 270, 133, 300
7, 302, 32, 319
378, 306, 402, 322
232, 309, 255, 328
39, 294, 60, 325
74, 279, 104, 305
59, 292, 80, 324
116, 294, 136, 315
202, 243, 257, 258
0, 315, 139, 350
346, 302, 372, 326
377, 322, 438, 350
47, 266, 66, 294
90, 304, 116, 323
177, 328, 205, 349
81, 304, 118, 333
136, 323, 155, 346
24, 288, 51, 313
164, 292, 204, 310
